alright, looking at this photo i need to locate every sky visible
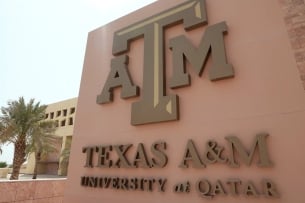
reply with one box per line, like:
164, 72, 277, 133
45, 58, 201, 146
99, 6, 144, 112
0, 0, 156, 164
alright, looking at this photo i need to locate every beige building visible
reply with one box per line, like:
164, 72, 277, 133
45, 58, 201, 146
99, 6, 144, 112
25, 97, 77, 176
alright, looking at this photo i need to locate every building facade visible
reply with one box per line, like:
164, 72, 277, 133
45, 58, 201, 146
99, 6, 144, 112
26, 97, 77, 176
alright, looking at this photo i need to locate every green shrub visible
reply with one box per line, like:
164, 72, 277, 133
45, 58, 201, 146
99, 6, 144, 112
0, 162, 8, 168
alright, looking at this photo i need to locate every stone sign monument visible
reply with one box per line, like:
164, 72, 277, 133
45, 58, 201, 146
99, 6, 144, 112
64, 0, 305, 202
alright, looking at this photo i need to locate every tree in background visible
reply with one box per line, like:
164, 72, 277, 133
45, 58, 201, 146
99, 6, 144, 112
0, 97, 47, 180
26, 121, 58, 179
0, 161, 7, 168
60, 144, 71, 175
0, 123, 4, 155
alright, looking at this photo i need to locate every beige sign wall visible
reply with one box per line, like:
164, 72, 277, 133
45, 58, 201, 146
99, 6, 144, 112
64, 0, 305, 202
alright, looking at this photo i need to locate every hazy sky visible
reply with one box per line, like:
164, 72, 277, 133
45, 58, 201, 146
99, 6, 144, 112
0, 0, 156, 164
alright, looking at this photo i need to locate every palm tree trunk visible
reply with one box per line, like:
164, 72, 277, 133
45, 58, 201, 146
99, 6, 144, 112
32, 152, 40, 179
10, 139, 26, 180
32, 160, 37, 179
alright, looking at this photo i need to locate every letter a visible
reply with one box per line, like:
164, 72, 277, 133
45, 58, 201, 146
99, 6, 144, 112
97, 55, 139, 104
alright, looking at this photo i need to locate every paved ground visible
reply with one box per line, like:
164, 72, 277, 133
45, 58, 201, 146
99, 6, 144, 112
0, 173, 66, 181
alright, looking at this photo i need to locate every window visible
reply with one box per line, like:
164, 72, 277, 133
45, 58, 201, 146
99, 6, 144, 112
68, 117, 73, 125
50, 112, 54, 119
61, 119, 66, 127
70, 107, 75, 114
63, 109, 67, 117
56, 110, 61, 117
45, 114, 49, 119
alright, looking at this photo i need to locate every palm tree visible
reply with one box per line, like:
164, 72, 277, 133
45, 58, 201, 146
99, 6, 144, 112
60, 146, 70, 175
26, 121, 58, 179
0, 123, 4, 155
61, 147, 70, 165
0, 97, 46, 180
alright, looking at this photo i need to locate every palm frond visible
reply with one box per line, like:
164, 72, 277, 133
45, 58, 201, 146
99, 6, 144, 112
26, 120, 58, 157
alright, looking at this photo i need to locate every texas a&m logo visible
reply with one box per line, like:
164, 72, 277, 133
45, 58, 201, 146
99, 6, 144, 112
97, 0, 234, 125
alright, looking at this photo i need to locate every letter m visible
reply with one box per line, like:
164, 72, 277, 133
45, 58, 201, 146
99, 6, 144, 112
169, 21, 234, 88
225, 133, 273, 167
